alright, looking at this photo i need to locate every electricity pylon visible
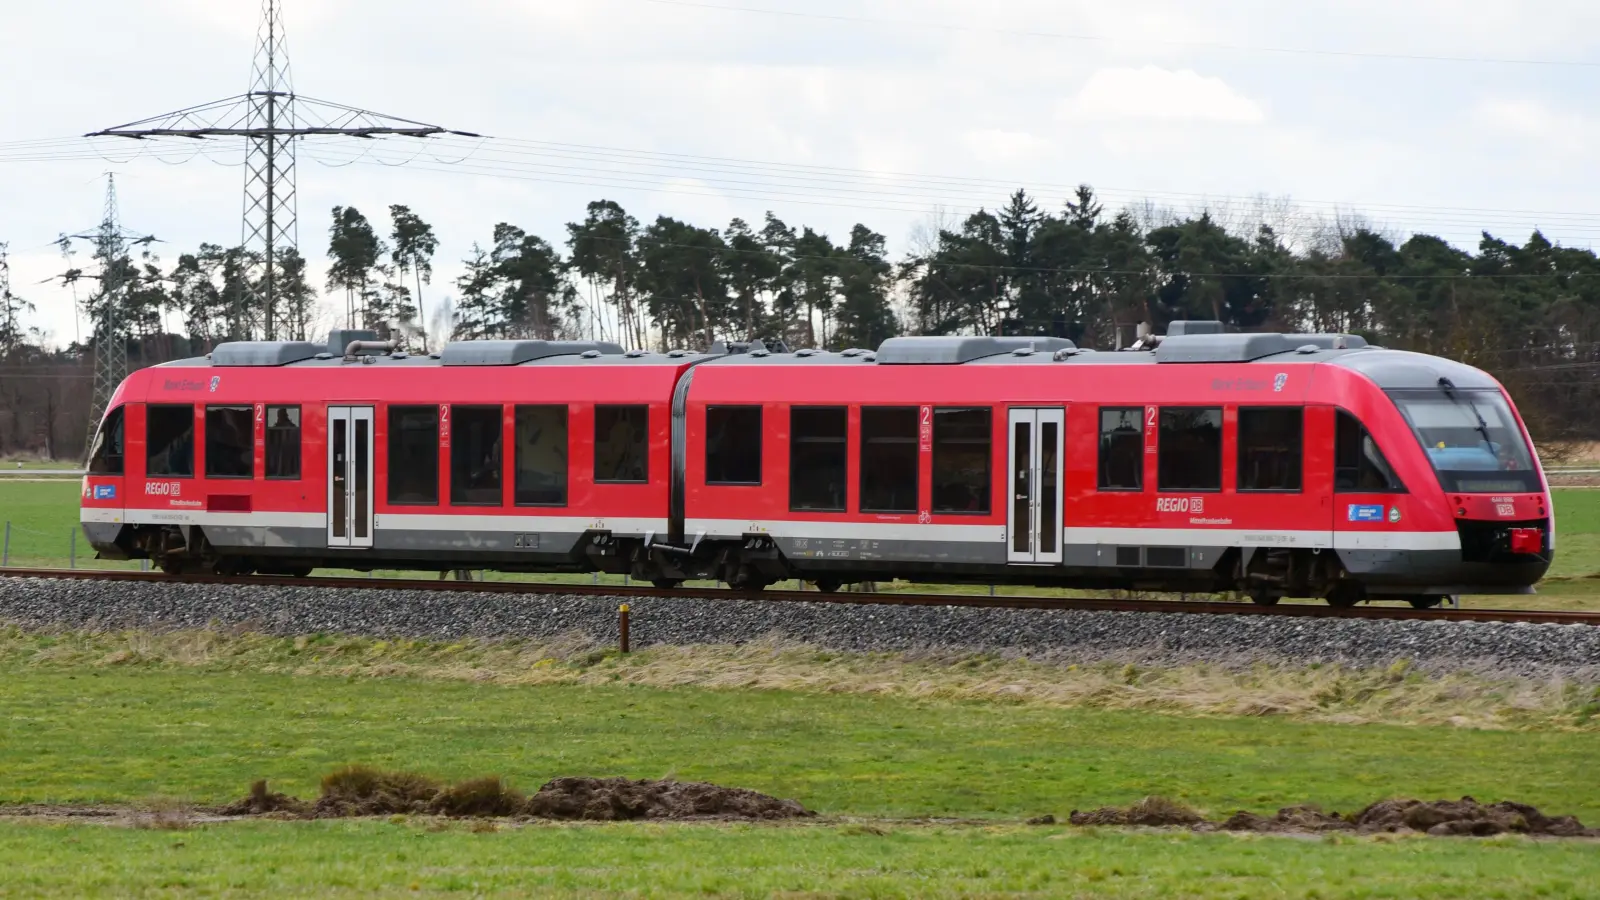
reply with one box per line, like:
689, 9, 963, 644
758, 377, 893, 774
85, 0, 477, 340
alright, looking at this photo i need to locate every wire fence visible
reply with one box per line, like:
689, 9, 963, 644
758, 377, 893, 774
0, 521, 147, 571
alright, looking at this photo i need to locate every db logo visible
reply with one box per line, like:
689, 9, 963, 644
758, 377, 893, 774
1156, 497, 1204, 513
1496, 503, 1515, 518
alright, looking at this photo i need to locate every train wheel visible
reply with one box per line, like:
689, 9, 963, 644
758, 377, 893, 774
1249, 592, 1280, 606
157, 558, 185, 577
1409, 595, 1446, 610
652, 578, 682, 590
814, 579, 842, 594
1325, 583, 1364, 609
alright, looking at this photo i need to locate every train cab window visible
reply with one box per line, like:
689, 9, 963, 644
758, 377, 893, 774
860, 407, 918, 514
595, 405, 649, 484
388, 406, 440, 505
204, 405, 254, 479
1158, 407, 1222, 492
932, 407, 991, 514
1336, 410, 1404, 493
791, 407, 847, 512
265, 406, 301, 480
451, 405, 504, 506
706, 406, 763, 486
1238, 407, 1303, 492
515, 405, 568, 506
146, 405, 194, 478
87, 406, 125, 475
1097, 407, 1143, 491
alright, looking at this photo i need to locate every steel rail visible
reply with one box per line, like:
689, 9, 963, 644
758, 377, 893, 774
1, 566, 1596, 626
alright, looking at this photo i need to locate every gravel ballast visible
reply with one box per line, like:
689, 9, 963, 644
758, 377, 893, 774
1, 577, 1598, 676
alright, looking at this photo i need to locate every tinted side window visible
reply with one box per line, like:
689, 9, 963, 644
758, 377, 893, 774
205, 405, 254, 479
515, 405, 568, 506
595, 405, 649, 484
860, 407, 918, 513
87, 406, 125, 475
1097, 407, 1143, 491
451, 405, 503, 506
388, 406, 439, 505
146, 405, 194, 477
1238, 407, 1303, 492
1336, 410, 1405, 493
1158, 407, 1222, 491
265, 406, 301, 480
706, 406, 763, 485
791, 407, 847, 512
932, 408, 991, 514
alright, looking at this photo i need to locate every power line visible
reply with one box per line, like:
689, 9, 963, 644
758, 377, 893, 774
637, 0, 1600, 69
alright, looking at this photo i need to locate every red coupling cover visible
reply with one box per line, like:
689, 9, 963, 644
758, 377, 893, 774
1509, 528, 1542, 555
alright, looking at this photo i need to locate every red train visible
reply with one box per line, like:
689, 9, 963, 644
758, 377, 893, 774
79, 321, 1553, 607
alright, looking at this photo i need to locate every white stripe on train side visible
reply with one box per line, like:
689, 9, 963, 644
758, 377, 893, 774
97, 509, 1461, 553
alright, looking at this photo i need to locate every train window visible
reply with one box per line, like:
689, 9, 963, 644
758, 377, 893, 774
1336, 410, 1405, 493
1238, 407, 1303, 492
932, 407, 991, 514
1158, 407, 1222, 492
595, 405, 649, 484
515, 405, 568, 506
146, 405, 194, 478
204, 406, 254, 479
1097, 407, 1143, 491
451, 405, 504, 506
87, 406, 125, 475
790, 407, 847, 511
265, 406, 301, 480
706, 406, 763, 486
387, 406, 439, 505
860, 407, 918, 513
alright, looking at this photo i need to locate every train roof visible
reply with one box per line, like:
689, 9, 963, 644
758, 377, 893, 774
166, 323, 1503, 391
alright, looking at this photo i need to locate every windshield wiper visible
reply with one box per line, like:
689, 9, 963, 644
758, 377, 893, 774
1438, 377, 1495, 450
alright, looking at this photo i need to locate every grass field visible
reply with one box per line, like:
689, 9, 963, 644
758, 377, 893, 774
4, 820, 1598, 898
0, 641, 1597, 896
6, 480, 1600, 607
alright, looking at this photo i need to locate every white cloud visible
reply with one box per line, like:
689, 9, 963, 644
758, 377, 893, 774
1473, 97, 1600, 155
1061, 66, 1267, 124
961, 129, 1054, 164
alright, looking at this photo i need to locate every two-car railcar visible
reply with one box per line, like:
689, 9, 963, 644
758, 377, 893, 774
80, 322, 1553, 607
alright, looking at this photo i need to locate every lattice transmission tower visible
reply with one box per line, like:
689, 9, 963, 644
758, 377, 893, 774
57, 175, 157, 461
86, 0, 477, 341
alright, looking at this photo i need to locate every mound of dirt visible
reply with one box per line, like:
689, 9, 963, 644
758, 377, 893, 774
217, 780, 310, 817
1067, 795, 1598, 838
1069, 796, 1203, 827
1218, 805, 1353, 833
524, 777, 814, 821
1350, 797, 1598, 838
312, 766, 444, 817
213, 770, 812, 822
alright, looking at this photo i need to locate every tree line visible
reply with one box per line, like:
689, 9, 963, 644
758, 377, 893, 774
2, 185, 1598, 459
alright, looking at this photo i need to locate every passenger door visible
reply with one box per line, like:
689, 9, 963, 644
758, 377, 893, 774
1007, 408, 1065, 564
327, 406, 375, 549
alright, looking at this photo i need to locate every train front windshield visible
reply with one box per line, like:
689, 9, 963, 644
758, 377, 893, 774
1388, 389, 1540, 493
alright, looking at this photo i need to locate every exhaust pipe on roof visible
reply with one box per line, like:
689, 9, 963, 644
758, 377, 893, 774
344, 340, 397, 361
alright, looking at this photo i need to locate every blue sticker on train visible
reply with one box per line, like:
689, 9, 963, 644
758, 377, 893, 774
93, 485, 116, 500
1347, 504, 1384, 522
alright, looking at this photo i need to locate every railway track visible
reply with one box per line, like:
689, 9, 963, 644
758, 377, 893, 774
1, 566, 1597, 627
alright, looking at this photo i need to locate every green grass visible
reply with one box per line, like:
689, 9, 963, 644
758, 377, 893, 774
1, 650, 1598, 896
2, 819, 1598, 898
2, 654, 1597, 820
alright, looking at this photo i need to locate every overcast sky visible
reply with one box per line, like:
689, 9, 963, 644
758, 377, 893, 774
3, 0, 1599, 346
